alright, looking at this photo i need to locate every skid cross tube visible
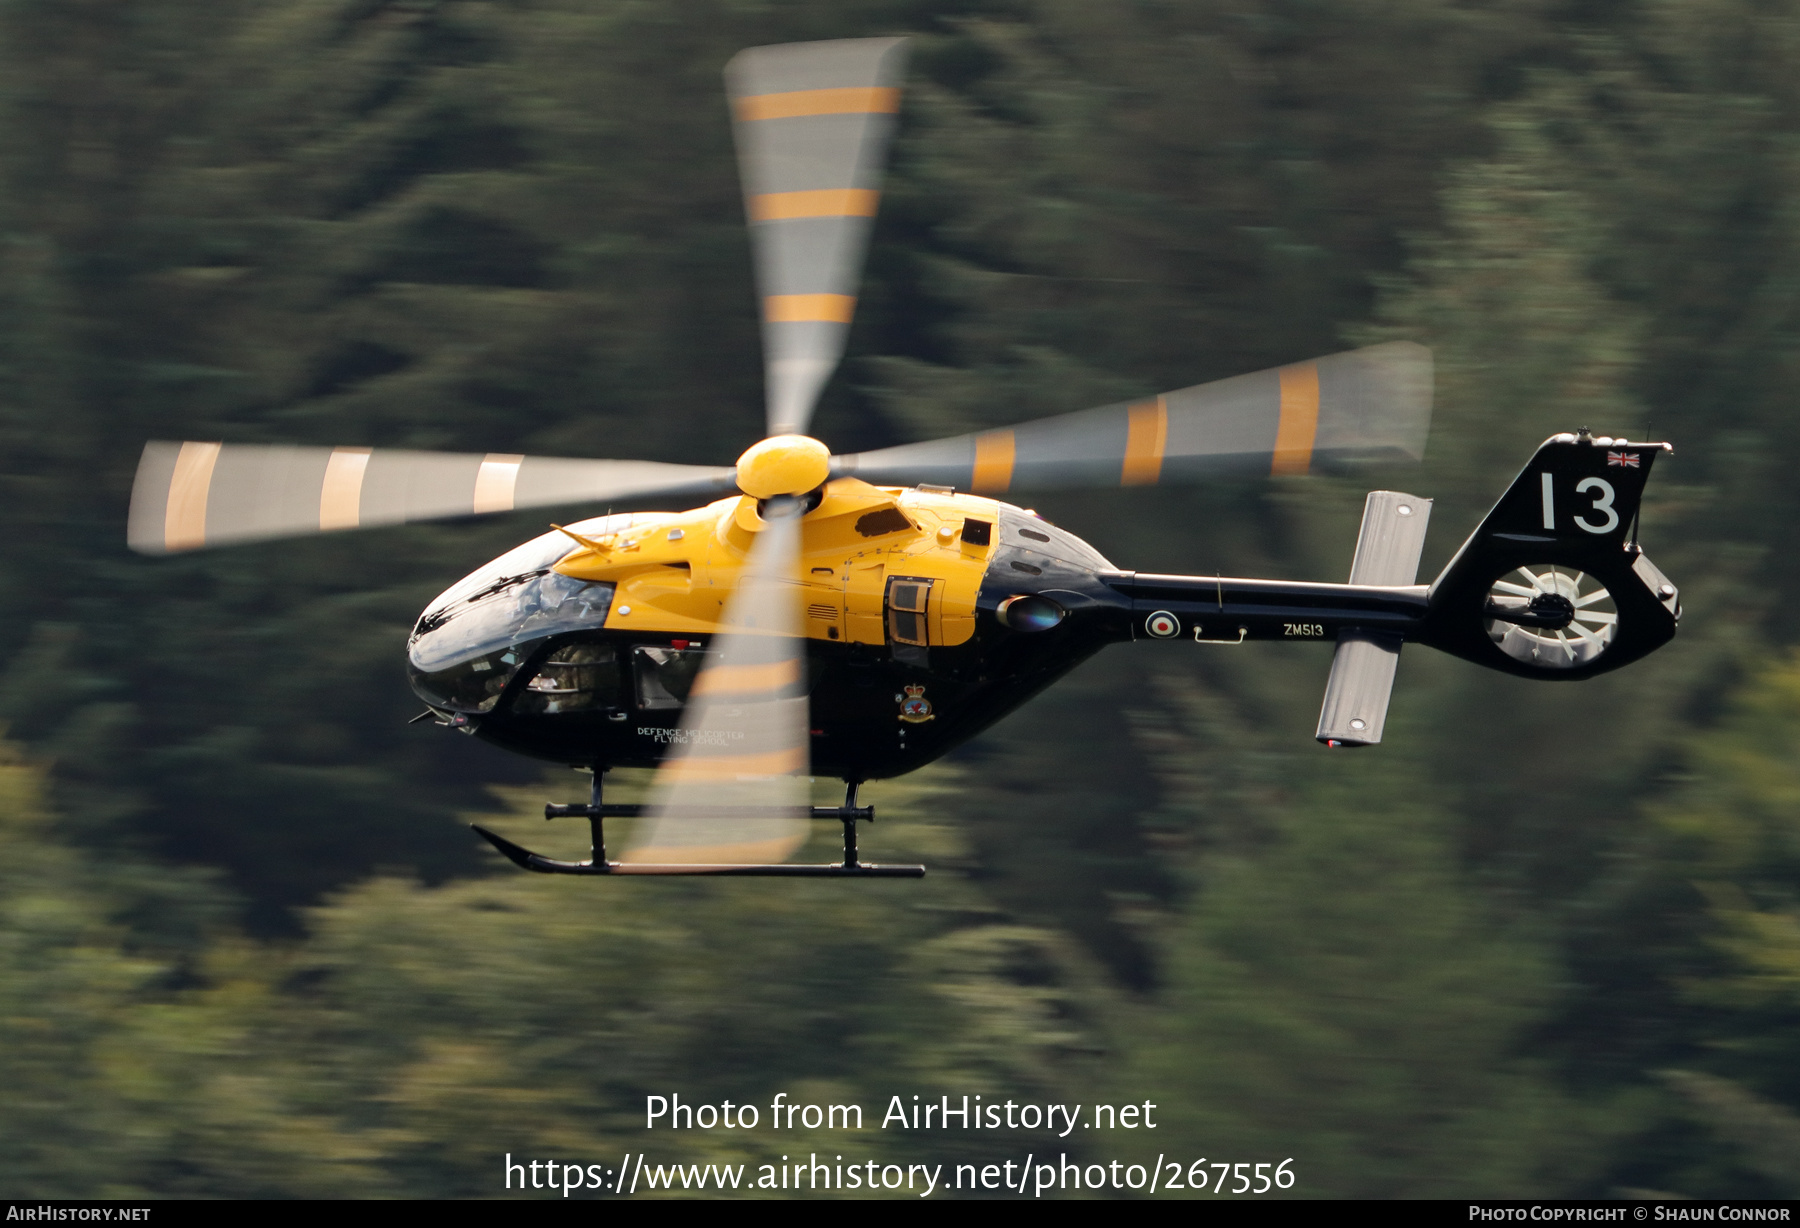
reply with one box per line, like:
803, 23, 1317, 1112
473, 775, 923, 877
544, 803, 875, 821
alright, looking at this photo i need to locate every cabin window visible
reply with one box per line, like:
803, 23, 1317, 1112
885, 576, 934, 647
633, 645, 711, 710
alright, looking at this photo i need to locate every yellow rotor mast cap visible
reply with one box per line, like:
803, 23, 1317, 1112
735, 435, 831, 499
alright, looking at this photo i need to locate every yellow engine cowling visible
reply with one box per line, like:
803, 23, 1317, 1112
551, 479, 995, 646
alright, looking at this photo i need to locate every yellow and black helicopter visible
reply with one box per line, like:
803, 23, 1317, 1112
126, 38, 1680, 878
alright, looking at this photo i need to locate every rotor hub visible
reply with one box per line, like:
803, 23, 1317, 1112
736, 435, 831, 499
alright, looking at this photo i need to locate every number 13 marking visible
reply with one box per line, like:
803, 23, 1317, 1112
1540, 472, 1619, 534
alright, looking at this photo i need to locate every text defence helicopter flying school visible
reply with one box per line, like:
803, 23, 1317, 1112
126, 38, 1680, 878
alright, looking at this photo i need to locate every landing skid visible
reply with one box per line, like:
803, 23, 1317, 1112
470, 777, 925, 878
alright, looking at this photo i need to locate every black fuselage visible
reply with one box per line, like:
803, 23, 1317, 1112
411, 506, 1445, 779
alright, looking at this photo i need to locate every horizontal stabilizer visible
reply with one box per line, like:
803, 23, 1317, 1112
1317, 634, 1403, 746
1316, 490, 1432, 745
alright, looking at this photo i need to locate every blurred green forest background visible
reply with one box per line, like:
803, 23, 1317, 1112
4, 0, 1800, 1198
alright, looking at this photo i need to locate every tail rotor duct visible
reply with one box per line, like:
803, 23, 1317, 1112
1484, 565, 1617, 670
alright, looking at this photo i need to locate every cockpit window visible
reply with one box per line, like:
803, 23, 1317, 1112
407, 573, 617, 713
407, 642, 531, 714
411, 572, 616, 673
412, 512, 646, 633
406, 514, 654, 714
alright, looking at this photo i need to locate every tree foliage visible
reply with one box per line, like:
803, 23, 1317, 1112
3, 0, 1800, 1198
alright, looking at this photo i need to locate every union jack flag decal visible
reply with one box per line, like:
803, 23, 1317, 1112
1607, 451, 1640, 468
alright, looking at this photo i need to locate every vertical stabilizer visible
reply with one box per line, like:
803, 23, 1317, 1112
1415, 433, 1678, 678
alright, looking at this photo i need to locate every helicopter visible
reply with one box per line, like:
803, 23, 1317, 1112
126, 37, 1681, 879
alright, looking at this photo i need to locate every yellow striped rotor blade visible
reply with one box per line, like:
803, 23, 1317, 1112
833, 341, 1432, 494
620, 498, 810, 867
727, 37, 908, 438
126, 442, 735, 554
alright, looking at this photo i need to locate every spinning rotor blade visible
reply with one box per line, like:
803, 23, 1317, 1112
727, 37, 907, 438
620, 498, 810, 867
127, 442, 736, 554
834, 341, 1432, 493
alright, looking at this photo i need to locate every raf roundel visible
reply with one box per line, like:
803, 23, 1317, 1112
1145, 611, 1181, 639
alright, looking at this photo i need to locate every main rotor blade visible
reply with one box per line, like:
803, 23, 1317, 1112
127, 442, 736, 554
620, 498, 810, 867
834, 341, 1433, 493
727, 37, 908, 438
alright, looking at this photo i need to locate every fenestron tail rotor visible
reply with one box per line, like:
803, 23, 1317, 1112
833, 341, 1432, 493
727, 36, 907, 438
127, 441, 735, 554
1485, 565, 1618, 669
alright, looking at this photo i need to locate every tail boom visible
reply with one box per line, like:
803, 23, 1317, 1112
1105, 431, 1680, 746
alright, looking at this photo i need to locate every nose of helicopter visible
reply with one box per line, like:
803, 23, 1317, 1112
735, 435, 831, 499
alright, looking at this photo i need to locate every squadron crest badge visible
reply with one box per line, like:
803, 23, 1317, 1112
898, 684, 935, 723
